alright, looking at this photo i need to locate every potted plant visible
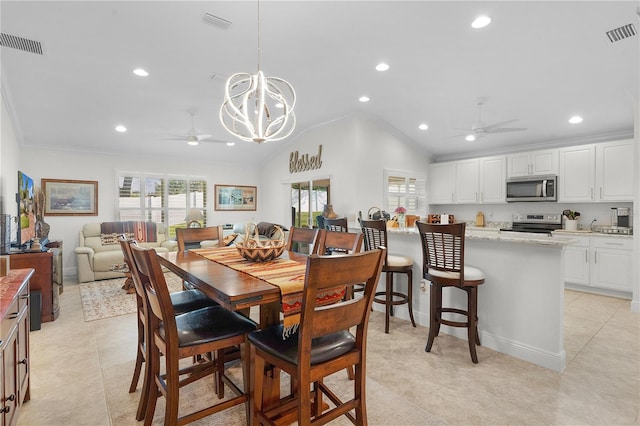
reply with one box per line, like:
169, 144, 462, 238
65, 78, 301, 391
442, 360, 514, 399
563, 209, 580, 231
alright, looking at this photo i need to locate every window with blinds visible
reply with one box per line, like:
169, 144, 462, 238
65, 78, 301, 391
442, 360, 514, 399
117, 174, 207, 238
384, 170, 426, 215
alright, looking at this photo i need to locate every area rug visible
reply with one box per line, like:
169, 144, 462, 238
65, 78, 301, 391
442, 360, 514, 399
78, 272, 183, 322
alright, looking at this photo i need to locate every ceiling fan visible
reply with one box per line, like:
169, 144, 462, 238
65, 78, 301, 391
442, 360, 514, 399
455, 97, 527, 141
163, 113, 232, 146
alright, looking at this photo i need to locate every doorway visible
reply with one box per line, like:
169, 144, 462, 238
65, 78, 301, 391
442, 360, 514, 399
290, 178, 330, 228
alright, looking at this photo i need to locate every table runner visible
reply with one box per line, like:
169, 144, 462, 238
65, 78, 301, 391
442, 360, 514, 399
191, 246, 346, 336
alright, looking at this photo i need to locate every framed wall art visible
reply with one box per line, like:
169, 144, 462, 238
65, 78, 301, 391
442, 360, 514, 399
42, 179, 98, 216
214, 184, 257, 211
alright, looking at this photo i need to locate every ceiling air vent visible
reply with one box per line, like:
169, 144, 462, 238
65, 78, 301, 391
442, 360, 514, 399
0, 33, 43, 55
202, 13, 232, 30
605, 23, 637, 43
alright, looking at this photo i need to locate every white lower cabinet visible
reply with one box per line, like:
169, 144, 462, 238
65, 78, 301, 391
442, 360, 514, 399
564, 235, 633, 294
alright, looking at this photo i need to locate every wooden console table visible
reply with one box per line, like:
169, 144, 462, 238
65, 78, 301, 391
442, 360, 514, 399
9, 251, 59, 323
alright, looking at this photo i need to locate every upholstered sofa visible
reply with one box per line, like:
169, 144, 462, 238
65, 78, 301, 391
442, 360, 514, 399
75, 222, 177, 283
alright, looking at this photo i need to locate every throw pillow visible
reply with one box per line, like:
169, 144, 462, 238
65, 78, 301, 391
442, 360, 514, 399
100, 232, 134, 245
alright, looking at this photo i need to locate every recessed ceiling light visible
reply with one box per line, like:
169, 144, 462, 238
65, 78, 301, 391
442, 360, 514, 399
471, 15, 491, 29
568, 115, 583, 124
187, 141, 199, 146
133, 68, 149, 77
418, 123, 429, 130
226, 142, 235, 146
359, 96, 370, 103
115, 125, 127, 132
376, 63, 390, 72
465, 134, 476, 142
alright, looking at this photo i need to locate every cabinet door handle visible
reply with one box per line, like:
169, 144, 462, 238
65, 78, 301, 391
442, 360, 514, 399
585, 249, 588, 263
1, 406, 10, 413
600, 187, 602, 199
594, 251, 597, 264
19, 358, 28, 365
8, 313, 18, 319
590, 188, 594, 200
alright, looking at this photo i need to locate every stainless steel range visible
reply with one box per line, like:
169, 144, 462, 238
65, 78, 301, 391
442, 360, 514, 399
500, 212, 562, 234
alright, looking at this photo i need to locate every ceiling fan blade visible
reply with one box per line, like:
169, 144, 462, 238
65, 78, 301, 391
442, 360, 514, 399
198, 139, 233, 144
483, 119, 519, 131
196, 134, 212, 141
161, 137, 188, 141
487, 127, 528, 134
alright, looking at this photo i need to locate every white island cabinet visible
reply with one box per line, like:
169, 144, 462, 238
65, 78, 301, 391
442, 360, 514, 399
386, 228, 574, 372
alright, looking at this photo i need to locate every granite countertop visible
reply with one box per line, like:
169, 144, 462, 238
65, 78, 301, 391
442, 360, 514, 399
0, 269, 33, 319
388, 226, 578, 246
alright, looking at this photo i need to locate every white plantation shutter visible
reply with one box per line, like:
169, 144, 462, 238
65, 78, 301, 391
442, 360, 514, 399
117, 173, 207, 238
384, 170, 426, 216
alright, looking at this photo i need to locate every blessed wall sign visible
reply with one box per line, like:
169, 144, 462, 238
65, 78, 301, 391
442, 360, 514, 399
289, 144, 323, 173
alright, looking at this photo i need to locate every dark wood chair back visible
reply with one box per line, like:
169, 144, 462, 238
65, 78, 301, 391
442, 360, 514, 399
287, 226, 324, 255
130, 245, 177, 340
416, 221, 466, 286
301, 248, 385, 342
176, 226, 224, 251
324, 217, 348, 232
249, 248, 386, 424
317, 230, 363, 255
358, 219, 389, 262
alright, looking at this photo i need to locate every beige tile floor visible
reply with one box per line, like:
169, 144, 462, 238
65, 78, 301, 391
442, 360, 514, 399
18, 281, 640, 425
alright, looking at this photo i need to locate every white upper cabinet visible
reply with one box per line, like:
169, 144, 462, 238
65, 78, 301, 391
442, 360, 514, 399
429, 162, 455, 204
455, 159, 480, 203
479, 156, 507, 203
558, 144, 596, 202
507, 149, 558, 178
595, 140, 634, 201
559, 140, 633, 202
429, 156, 506, 205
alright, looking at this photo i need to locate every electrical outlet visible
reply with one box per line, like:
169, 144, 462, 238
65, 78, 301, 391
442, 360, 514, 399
419, 279, 428, 293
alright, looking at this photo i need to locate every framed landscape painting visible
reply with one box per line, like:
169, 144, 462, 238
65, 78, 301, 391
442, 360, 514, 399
42, 179, 98, 216
214, 185, 257, 211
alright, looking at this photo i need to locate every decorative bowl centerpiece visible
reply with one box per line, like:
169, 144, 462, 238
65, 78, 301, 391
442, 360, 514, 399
235, 223, 286, 262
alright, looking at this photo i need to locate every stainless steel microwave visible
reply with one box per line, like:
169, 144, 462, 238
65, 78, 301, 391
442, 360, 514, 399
506, 175, 557, 202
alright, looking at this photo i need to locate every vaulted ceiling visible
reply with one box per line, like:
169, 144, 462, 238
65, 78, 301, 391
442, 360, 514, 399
2, 1, 638, 164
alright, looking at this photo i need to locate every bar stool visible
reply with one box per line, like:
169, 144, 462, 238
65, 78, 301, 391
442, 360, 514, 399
416, 221, 485, 363
359, 218, 416, 333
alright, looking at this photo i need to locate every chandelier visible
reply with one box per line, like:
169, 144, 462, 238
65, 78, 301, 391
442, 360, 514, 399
219, 2, 296, 144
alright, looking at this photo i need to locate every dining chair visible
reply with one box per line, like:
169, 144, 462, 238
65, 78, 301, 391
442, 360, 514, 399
316, 229, 363, 255
416, 221, 486, 363
323, 217, 349, 232
129, 243, 257, 426
359, 218, 416, 333
248, 248, 386, 425
118, 236, 219, 421
287, 226, 324, 255
176, 225, 224, 251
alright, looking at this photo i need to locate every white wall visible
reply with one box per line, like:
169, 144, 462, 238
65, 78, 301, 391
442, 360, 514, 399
259, 115, 432, 225
19, 148, 262, 275
1, 91, 21, 219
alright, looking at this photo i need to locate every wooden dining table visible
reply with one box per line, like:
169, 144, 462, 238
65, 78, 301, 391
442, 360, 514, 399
156, 249, 310, 410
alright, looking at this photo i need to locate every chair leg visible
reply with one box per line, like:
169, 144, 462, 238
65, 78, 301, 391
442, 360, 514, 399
143, 346, 160, 426
406, 269, 416, 327
129, 346, 143, 393
135, 346, 152, 421
467, 287, 479, 363
425, 283, 441, 352
384, 273, 392, 333
164, 356, 180, 426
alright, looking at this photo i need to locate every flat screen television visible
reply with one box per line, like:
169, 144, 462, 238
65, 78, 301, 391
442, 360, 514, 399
17, 171, 36, 248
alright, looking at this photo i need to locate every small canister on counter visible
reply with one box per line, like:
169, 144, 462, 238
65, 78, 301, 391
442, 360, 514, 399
475, 211, 485, 227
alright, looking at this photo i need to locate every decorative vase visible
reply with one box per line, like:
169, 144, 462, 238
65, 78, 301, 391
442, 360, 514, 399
322, 204, 338, 219
398, 213, 406, 231
565, 219, 578, 231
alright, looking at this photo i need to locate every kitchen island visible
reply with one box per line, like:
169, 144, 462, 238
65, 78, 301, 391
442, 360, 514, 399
385, 227, 576, 372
